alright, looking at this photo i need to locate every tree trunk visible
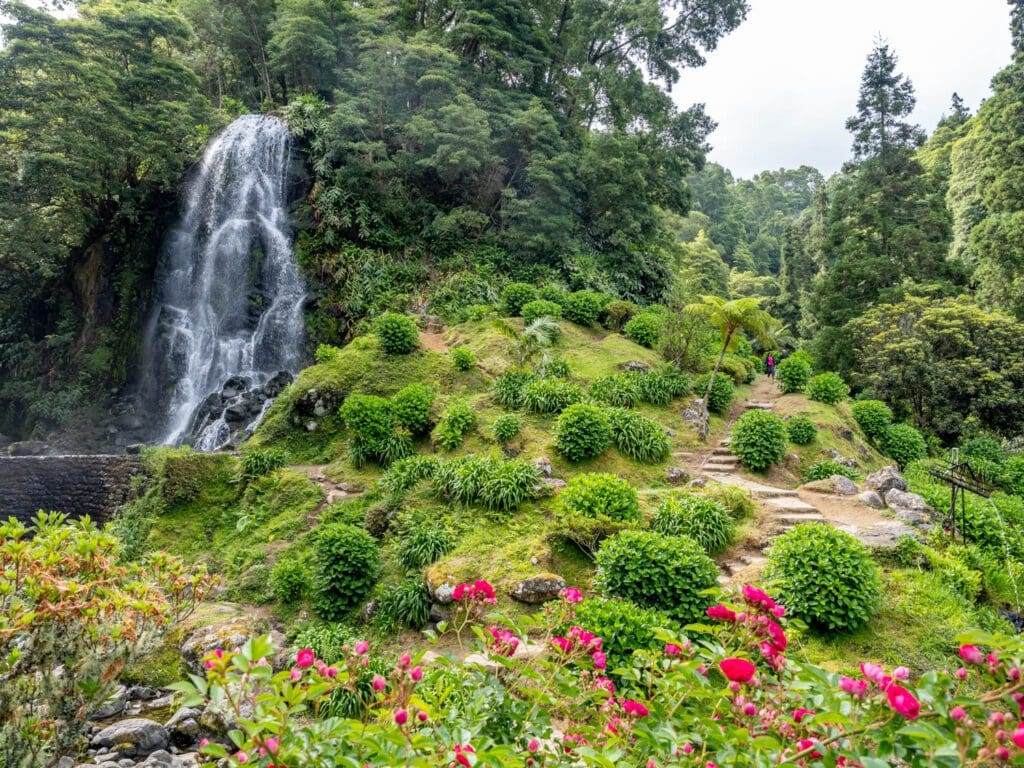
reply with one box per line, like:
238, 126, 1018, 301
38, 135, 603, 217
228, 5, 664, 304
700, 328, 733, 441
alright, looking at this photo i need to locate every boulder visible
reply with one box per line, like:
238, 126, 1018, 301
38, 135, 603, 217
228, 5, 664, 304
88, 685, 128, 720
858, 491, 886, 509
666, 467, 691, 485
831, 475, 859, 495
866, 466, 907, 495
180, 612, 284, 672
884, 488, 930, 513
137, 750, 174, 767
90, 718, 169, 758
164, 707, 203, 749
296, 387, 341, 418
510, 574, 566, 604
687, 478, 707, 489
532, 457, 554, 478
429, 580, 456, 605
619, 360, 650, 373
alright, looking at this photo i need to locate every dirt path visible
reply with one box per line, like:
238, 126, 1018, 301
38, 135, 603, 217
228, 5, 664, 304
291, 464, 364, 511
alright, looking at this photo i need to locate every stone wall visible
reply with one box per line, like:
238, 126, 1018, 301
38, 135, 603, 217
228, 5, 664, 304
0, 455, 145, 524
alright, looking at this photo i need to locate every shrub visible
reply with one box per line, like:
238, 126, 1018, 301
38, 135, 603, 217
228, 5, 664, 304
479, 459, 542, 513
467, 303, 495, 320
500, 282, 538, 315
588, 374, 641, 407
607, 408, 670, 463
433, 399, 477, 450
803, 459, 860, 483
450, 347, 476, 371
375, 431, 415, 467
851, 399, 894, 441
521, 378, 584, 414
694, 373, 734, 414
537, 357, 570, 378
536, 284, 568, 306
240, 447, 289, 480
493, 371, 536, 409
656, 364, 691, 398
379, 456, 438, 495
312, 523, 379, 620
398, 525, 455, 570
701, 482, 756, 520
554, 403, 613, 461
623, 313, 661, 348
290, 621, 358, 663
571, 597, 673, 671
652, 493, 734, 555
521, 299, 563, 326
962, 435, 1006, 465
882, 423, 928, 468
602, 300, 640, 331
374, 312, 419, 354
766, 522, 881, 632
432, 456, 493, 505
271, 557, 309, 603
374, 577, 432, 632
492, 413, 522, 443
786, 416, 818, 446
339, 394, 393, 443
1003, 454, 1024, 496
563, 290, 605, 326
315, 343, 340, 364
555, 473, 640, 556
776, 357, 812, 393
636, 370, 673, 406
719, 354, 751, 385
806, 372, 850, 404
595, 530, 718, 623
391, 384, 435, 435
731, 410, 787, 472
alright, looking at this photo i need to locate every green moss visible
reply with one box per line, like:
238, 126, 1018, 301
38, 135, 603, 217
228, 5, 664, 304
120, 632, 188, 687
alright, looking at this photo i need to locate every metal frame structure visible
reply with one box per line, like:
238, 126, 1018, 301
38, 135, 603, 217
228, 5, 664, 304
928, 450, 995, 543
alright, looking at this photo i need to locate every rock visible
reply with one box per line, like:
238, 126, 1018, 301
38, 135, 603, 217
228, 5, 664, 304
532, 457, 554, 478
858, 490, 886, 509
666, 467, 690, 485
306, 420, 318, 432
128, 685, 160, 701
535, 477, 566, 493
180, 614, 266, 673
164, 707, 203, 749
91, 718, 169, 758
839, 428, 854, 441
138, 750, 174, 767
687, 478, 706, 488
884, 488, 930, 513
866, 466, 907, 495
831, 475, 859, 495
88, 685, 128, 720
296, 387, 340, 418
429, 604, 451, 624
57, 757, 74, 768
125, 443, 145, 455
430, 581, 456, 605
619, 360, 650, 373
510, 574, 566, 604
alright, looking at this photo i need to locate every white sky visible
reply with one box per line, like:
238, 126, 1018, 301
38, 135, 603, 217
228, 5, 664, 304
673, 0, 1012, 179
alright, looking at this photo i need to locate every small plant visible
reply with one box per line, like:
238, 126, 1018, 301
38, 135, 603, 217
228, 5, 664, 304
493, 370, 536, 409
588, 373, 641, 408
601, 300, 640, 331
555, 473, 640, 556
240, 447, 289, 480
731, 409, 787, 472
391, 383, 435, 435
623, 313, 661, 348
786, 416, 818, 446
766, 522, 882, 632
563, 290, 606, 326
651, 493, 734, 555
851, 399, 894, 441
595, 530, 718, 623
271, 557, 309, 602
701, 482, 756, 520
776, 357, 812, 393
806, 372, 850, 404
313, 523, 380, 620
315, 343, 340, 364
433, 399, 477, 450
375, 431, 415, 467
500, 282, 538, 315
398, 524, 455, 570
537, 357, 571, 378
339, 394, 393, 443
450, 347, 476, 371
521, 377, 585, 414
636, 370, 673, 406
521, 299, 563, 325
492, 413, 522, 443
572, 597, 674, 670
379, 455, 439, 495
882, 423, 928, 468
374, 577, 432, 632
373, 312, 419, 354
432, 455, 493, 505
656, 364, 692, 398
961, 435, 1006, 464
694, 373, 734, 414
554, 403, 613, 461
607, 407, 670, 463
803, 459, 860, 483
479, 458, 542, 513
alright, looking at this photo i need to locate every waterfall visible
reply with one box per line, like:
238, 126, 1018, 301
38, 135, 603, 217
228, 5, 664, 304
139, 115, 305, 449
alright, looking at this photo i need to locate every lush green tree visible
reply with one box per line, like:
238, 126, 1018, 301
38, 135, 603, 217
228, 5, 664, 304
670, 228, 730, 298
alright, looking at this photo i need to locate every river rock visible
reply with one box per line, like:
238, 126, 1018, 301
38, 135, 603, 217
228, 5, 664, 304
89, 685, 128, 720
137, 750, 174, 767
866, 466, 908, 495
180, 613, 285, 672
831, 475, 859, 495
91, 718, 169, 758
858, 490, 886, 509
164, 707, 203, 749
510, 574, 566, 604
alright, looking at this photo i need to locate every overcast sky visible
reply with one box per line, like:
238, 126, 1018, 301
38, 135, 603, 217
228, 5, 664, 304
673, 0, 1012, 179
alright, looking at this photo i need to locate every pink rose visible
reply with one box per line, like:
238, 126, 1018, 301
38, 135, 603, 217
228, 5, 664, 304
394, 709, 408, 726
959, 644, 985, 664
719, 658, 756, 683
354, 640, 370, 655
296, 648, 315, 668
741, 585, 776, 610
706, 604, 737, 622
592, 651, 607, 670
562, 587, 583, 603
1012, 724, 1024, 750
859, 662, 884, 684
886, 685, 920, 719
839, 676, 868, 698
621, 699, 649, 717
664, 643, 683, 656
411, 666, 423, 681
372, 675, 386, 692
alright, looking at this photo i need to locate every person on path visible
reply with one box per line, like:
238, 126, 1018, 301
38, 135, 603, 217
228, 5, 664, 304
765, 352, 776, 379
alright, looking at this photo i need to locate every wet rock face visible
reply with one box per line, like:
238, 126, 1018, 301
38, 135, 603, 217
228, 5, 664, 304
186, 371, 293, 450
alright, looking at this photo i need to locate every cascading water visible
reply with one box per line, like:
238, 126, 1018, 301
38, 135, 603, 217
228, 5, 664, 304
139, 115, 305, 450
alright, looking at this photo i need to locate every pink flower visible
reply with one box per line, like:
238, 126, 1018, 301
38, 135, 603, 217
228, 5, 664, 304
296, 648, 315, 668
950, 706, 966, 721
418, 711, 428, 722
528, 739, 540, 752
551, 636, 572, 653
742, 703, 757, 716
766, 620, 787, 652
959, 644, 985, 664
411, 666, 423, 681
394, 709, 408, 726
741, 584, 776, 610
563, 587, 583, 603
621, 699, 650, 717
400, 653, 411, 667
886, 685, 920, 720
233, 752, 248, 764
839, 676, 868, 698
592, 651, 607, 670
372, 674, 386, 692
474, 580, 496, 602
1013, 724, 1024, 750
719, 657, 756, 684
665, 643, 683, 656
354, 640, 370, 656
289, 667, 302, 682
706, 604, 738, 622
454, 743, 475, 767
198, 739, 210, 748
792, 708, 814, 723
259, 737, 279, 756
771, 605, 786, 618
956, 667, 969, 680
594, 676, 616, 694
453, 583, 469, 601
859, 662, 884, 684
893, 666, 910, 680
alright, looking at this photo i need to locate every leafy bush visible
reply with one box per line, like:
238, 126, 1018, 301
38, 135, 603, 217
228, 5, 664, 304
656, 364, 692, 398
731, 410, 787, 472
450, 347, 476, 371
851, 399, 894, 441
374, 577, 432, 632
339, 394, 393, 443
595, 530, 718, 623
375, 431, 415, 467
536, 283, 568, 306
500, 282, 538, 315
806, 372, 850, 404
537, 357, 570, 378
391, 383, 435, 435
479, 459, 542, 513
766, 522, 882, 632
1003, 454, 1024, 496
493, 370, 536, 409
571, 597, 673, 671
433, 399, 477, 450
786, 416, 817, 445
636, 370, 673, 406
694, 373, 734, 414
719, 354, 751, 385
398, 525, 455, 570
373, 312, 419, 354
563, 290, 605, 326
601, 300, 640, 331
521, 299, 563, 325
882, 423, 928, 468
521, 377, 585, 414
271, 557, 309, 602
432, 456, 493, 505
290, 621, 358, 663
555, 473, 640, 556
776, 356, 812, 393
803, 459, 860, 483
701, 482, 756, 521
607, 407, 670, 464
651, 493, 734, 555
379, 456, 438, 495
588, 373, 641, 407
240, 447, 290, 480
962, 435, 1006, 465
313, 523, 380, 620
623, 313, 661, 348
554, 403, 613, 461
315, 343, 341, 364
492, 414, 522, 443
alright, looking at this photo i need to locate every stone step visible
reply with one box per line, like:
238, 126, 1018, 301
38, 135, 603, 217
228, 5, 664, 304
704, 464, 738, 473
751, 487, 800, 499
774, 514, 825, 526
765, 497, 820, 513
745, 401, 775, 410
712, 448, 734, 457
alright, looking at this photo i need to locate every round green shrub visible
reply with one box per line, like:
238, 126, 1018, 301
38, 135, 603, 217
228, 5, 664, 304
492, 413, 522, 443
493, 371, 536, 409
571, 597, 674, 671
636, 370, 673, 406
433, 398, 477, 451
694, 373, 734, 414
730, 409, 787, 472
391, 383, 435, 435
851, 400, 894, 441
521, 299, 563, 326
373, 312, 419, 354
339, 394, 393, 443
806, 372, 850, 404
270, 557, 308, 603
537, 357, 571, 378
521, 377, 585, 414
500, 282, 538, 316
882, 423, 927, 468
560, 473, 639, 521
651, 493, 734, 555
607, 407, 670, 464
803, 459, 860, 483
786, 416, 818, 446
623, 313, 661, 348
398, 524, 454, 570
450, 347, 476, 371
776, 357, 812, 393
595, 530, 718, 623
374, 577, 432, 631
588, 373, 641, 407
766, 522, 881, 632
313, 523, 379, 620
536, 284, 568, 306
563, 290, 605, 326
1002, 454, 1024, 496
554, 403, 613, 461
602, 300, 640, 331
